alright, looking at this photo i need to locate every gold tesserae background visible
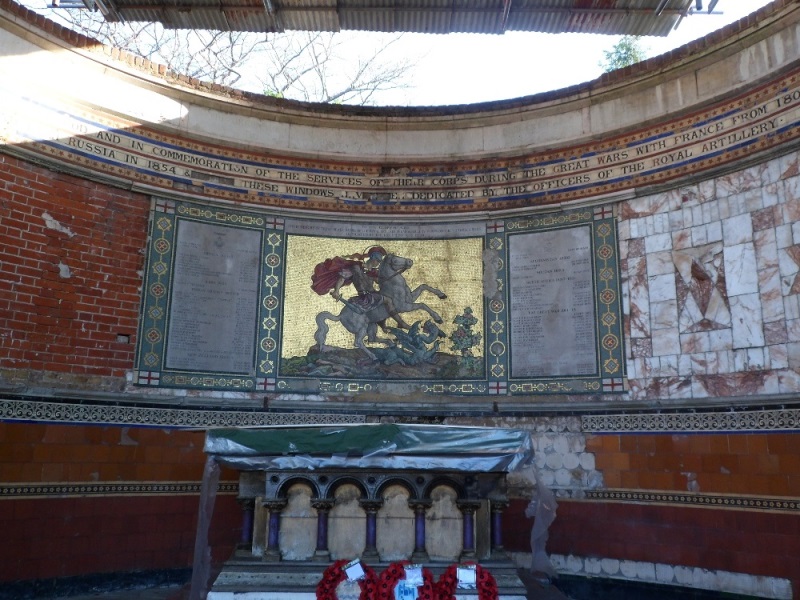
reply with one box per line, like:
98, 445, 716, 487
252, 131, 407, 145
281, 236, 485, 359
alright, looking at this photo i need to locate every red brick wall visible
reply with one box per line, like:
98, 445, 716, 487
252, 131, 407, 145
0, 154, 246, 587
0, 153, 147, 378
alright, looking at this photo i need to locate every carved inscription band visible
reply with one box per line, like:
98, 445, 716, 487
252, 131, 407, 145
2, 71, 800, 213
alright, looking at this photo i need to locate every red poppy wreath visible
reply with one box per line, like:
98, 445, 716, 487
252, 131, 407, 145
316, 559, 378, 600
375, 560, 436, 600
435, 562, 498, 600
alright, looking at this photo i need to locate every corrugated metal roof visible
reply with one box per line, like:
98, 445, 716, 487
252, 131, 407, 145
97, 0, 696, 36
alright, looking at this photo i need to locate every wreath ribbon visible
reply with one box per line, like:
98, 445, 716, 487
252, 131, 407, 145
316, 559, 378, 600
435, 562, 498, 600
375, 560, 436, 600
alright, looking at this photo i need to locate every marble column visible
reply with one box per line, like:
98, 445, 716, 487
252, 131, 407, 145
236, 497, 255, 554
262, 499, 287, 562
311, 498, 334, 562
490, 500, 509, 558
359, 500, 383, 561
456, 500, 481, 561
408, 500, 432, 562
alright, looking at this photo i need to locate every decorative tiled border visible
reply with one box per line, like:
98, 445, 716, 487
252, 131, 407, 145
0, 398, 364, 428
135, 198, 285, 391
133, 199, 625, 396
498, 206, 625, 394
0, 481, 238, 499
584, 489, 800, 514
582, 407, 800, 433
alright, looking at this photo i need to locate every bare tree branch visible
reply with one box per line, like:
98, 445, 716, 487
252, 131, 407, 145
46, 8, 417, 105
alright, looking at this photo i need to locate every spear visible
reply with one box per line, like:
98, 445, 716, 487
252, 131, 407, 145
333, 294, 366, 314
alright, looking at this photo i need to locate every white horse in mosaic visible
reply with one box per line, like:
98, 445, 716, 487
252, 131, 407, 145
313, 253, 447, 360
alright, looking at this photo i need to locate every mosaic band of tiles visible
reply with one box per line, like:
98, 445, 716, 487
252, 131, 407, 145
1, 70, 800, 213
134, 199, 624, 395
0, 481, 238, 499
582, 407, 800, 433
0, 399, 364, 428
584, 489, 800, 514
2, 482, 795, 515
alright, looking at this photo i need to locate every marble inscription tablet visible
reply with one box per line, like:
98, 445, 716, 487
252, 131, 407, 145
165, 219, 262, 374
509, 226, 597, 378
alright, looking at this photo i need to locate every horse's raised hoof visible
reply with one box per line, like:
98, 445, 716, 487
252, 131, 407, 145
439, 293, 448, 299
434, 317, 443, 324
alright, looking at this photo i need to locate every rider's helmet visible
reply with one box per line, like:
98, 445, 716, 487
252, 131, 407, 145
367, 246, 387, 261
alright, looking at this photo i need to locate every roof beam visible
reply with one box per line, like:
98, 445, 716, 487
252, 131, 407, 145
113, 4, 687, 16
500, 0, 512, 32
261, 0, 284, 31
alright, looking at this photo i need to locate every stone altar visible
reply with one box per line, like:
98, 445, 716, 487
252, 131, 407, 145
199, 424, 535, 599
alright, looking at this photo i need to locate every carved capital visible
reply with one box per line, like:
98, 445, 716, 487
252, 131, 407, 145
237, 497, 256, 511
262, 499, 287, 513
408, 500, 432, 513
311, 498, 335, 512
456, 499, 481, 515
359, 499, 384, 514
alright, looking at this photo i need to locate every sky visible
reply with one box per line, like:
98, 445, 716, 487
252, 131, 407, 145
377, 1, 775, 106
21, 0, 775, 107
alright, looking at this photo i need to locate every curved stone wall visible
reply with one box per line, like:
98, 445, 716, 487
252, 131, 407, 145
0, 1, 798, 215
1, 0, 799, 598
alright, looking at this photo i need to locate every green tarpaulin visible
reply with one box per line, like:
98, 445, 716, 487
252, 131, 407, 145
204, 423, 534, 472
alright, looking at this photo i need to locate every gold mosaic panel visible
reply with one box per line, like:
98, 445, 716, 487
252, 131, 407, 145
281, 236, 484, 359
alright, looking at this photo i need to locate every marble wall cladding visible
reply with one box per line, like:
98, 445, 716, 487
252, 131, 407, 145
490, 417, 603, 499
620, 150, 800, 400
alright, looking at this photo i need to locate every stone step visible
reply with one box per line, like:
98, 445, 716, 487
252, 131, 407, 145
208, 557, 528, 599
